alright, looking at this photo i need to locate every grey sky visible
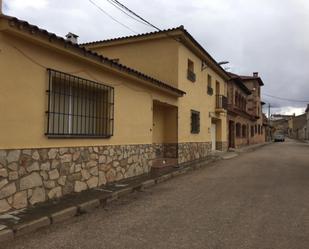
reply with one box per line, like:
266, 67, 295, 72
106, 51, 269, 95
3, 0, 309, 115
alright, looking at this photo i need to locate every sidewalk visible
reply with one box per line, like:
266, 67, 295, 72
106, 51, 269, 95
0, 142, 270, 243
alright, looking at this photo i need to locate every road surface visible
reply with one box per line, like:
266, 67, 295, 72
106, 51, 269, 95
3, 139, 309, 249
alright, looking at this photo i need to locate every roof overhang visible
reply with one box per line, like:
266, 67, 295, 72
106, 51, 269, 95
0, 14, 185, 98
83, 27, 231, 81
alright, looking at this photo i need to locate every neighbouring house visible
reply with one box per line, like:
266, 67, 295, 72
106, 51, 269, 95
0, 14, 230, 213
270, 113, 294, 136
83, 25, 230, 159
289, 114, 307, 140
226, 72, 266, 148
0, 14, 186, 213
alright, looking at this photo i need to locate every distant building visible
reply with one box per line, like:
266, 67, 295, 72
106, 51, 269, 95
289, 114, 307, 140
226, 72, 266, 148
270, 114, 295, 121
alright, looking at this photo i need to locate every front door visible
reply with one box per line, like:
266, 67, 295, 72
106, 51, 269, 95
229, 121, 235, 148
211, 123, 216, 151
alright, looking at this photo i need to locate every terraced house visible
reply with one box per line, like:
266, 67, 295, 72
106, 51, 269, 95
83, 26, 230, 161
227, 72, 265, 148
0, 13, 229, 213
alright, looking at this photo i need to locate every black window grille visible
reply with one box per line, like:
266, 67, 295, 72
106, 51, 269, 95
191, 110, 200, 134
46, 69, 114, 138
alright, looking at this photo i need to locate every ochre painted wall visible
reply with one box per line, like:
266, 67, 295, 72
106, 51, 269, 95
152, 103, 178, 143
89, 39, 179, 87
177, 45, 227, 143
0, 32, 178, 149
89, 37, 228, 144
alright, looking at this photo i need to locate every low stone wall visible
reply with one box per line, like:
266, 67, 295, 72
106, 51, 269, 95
153, 143, 178, 158
178, 142, 211, 164
0, 144, 155, 214
216, 141, 228, 152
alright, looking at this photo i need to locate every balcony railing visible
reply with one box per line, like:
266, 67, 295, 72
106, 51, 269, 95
187, 70, 196, 82
216, 94, 228, 111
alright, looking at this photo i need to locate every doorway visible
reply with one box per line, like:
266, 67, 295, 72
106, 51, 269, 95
211, 123, 216, 151
229, 121, 235, 148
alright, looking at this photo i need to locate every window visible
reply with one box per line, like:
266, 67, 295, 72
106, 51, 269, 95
236, 123, 241, 137
191, 110, 200, 134
242, 125, 247, 138
251, 125, 254, 137
207, 74, 213, 95
187, 59, 196, 82
255, 125, 257, 134
46, 69, 114, 138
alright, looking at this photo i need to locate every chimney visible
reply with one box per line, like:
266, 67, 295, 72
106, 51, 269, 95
65, 32, 79, 44
253, 72, 258, 77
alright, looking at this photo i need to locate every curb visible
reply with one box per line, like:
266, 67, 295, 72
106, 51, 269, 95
0, 229, 14, 243
50, 206, 78, 224
14, 217, 50, 237
1, 143, 268, 244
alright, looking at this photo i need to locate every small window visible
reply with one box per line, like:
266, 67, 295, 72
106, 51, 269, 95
191, 110, 200, 134
251, 125, 254, 137
188, 59, 194, 72
46, 69, 114, 138
187, 59, 196, 82
207, 74, 213, 95
236, 123, 241, 137
255, 125, 257, 134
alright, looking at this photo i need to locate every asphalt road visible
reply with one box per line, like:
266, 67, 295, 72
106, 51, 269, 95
3, 139, 309, 249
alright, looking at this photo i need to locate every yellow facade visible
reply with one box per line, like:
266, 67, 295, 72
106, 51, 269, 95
86, 32, 228, 148
0, 25, 179, 149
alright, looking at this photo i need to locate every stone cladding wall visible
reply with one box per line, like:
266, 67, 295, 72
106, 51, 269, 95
178, 142, 212, 164
0, 144, 155, 213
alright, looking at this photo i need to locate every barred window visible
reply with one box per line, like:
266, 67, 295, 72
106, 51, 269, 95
46, 69, 114, 138
191, 110, 200, 134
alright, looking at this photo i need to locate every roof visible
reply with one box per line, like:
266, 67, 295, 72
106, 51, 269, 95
0, 14, 185, 97
81, 27, 181, 46
227, 72, 252, 95
239, 75, 264, 86
82, 26, 231, 81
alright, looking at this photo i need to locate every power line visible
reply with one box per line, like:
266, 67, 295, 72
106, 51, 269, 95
105, 0, 150, 26
108, 0, 161, 31
88, 0, 138, 34
263, 93, 309, 103
106, 0, 181, 43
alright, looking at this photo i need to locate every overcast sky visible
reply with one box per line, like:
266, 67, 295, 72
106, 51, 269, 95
3, 0, 309, 115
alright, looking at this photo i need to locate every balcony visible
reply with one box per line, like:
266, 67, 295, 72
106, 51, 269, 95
187, 70, 196, 82
216, 94, 228, 113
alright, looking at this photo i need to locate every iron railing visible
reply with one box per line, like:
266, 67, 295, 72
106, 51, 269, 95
46, 69, 114, 138
216, 94, 228, 110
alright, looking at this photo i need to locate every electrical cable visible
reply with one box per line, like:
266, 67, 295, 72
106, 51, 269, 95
105, 0, 150, 26
263, 93, 309, 103
88, 0, 138, 34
